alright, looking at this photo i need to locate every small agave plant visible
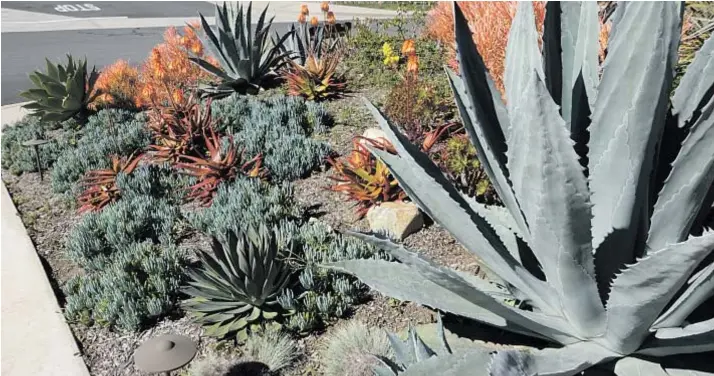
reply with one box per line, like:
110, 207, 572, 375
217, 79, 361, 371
20, 55, 100, 122
373, 316, 456, 376
330, 2, 714, 375
183, 224, 294, 341
189, 2, 293, 96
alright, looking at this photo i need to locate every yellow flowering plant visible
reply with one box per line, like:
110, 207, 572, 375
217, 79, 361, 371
381, 42, 400, 67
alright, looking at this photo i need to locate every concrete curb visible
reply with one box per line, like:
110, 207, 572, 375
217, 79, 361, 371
0, 105, 90, 376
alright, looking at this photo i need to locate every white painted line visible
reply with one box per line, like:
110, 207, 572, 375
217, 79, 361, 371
4, 16, 129, 24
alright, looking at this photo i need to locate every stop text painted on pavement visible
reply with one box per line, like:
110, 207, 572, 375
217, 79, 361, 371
54, 4, 101, 12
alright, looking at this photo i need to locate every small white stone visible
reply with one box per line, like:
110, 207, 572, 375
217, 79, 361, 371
359, 128, 390, 147
366, 201, 424, 240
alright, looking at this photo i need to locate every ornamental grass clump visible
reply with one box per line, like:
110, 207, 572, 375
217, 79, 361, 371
331, 2, 714, 374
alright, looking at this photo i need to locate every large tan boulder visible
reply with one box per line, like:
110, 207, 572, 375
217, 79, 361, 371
366, 201, 424, 240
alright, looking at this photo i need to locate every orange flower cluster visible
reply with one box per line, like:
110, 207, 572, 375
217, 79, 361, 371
401, 39, 418, 75
298, 3, 336, 25
90, 59, 140, 110
426, 2, 546, 97
135, 23, 217, 108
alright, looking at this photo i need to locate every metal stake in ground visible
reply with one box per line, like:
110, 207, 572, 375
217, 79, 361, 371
21, 139, 51, 181
134, 334, 197, 375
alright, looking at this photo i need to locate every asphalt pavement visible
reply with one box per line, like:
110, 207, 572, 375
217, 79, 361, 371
2, 1, 217, 18
1, 1, 397, 105
1, 23, 294, 104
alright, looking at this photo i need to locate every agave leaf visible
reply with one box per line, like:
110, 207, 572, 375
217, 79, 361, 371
19, 88, 50, 102
504, 1, 544, 109
326, 259, 561, 339
363, 98, 558, 312
347, 231, 514, 299
491, 342, 618, 376
647, 37, 714, 251
570, 2, 599, 113
450, 3, 522, 236
671, 34, 714, 129
339, 234, 579, 344
507, 70, 604, 337
654, 318, 714, 340
652, 261, 714, 329
604, 231, 714, 354
636, 324, 714, 357
588, 2, 682, 294
541, 1, 564, 106
488, 349, 533, 376
194, 11, 234, 75
45, 58, 60, 81
399, 347, 492, 376
446, 69, 528, 239
613, 357, 669, 376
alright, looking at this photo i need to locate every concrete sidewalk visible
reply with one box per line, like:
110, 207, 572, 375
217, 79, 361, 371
1, 105, 90, 376
1, 1, 398, 33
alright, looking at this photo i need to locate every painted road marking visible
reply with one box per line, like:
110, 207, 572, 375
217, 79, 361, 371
54, 4, 101, 12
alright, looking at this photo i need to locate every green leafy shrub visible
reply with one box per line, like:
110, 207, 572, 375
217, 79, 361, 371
65, 194, 178, 271
185, 177, 302, 238
63, 241, 185, 332
383, 76, 453, 136
51, 109, 150, 194
342, 22, 448, 90
279, 221, 390, 333
1, 115, 69, 175
210, 94, 332, 182
320, 321, 393, 376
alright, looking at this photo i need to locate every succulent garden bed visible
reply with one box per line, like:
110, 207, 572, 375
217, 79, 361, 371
3, 1, 714, 376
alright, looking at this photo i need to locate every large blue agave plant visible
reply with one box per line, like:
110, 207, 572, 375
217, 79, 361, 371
329, 2, 714, 375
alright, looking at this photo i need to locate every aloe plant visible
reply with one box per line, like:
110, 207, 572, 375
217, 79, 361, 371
189, 2, 292, 96
329, 2, 714, 375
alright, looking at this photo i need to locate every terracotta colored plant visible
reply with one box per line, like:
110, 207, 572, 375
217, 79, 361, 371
284, 53, 346, 101
77, 153, 143, 213
147, 94, 214, 164
136, 23, 216, 108
327, 137, 405, 218
90, 59, 140, 110
425, 1, 546, 97
176, 128, 265, 206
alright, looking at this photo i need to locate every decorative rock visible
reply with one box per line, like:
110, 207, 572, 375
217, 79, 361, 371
359, 128, 390, 146
366, 201, 424, 240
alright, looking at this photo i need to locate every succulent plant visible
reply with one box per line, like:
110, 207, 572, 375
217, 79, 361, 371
182, 224, 294, 341
190, 2, 293, 96
327, 137, 406, 218
176, 127, 265, 206
284, 53, 346, 101
77, 152, 143, 213
330, 2, 714, 375
280, 22, 337, 67
147, 95, 213, 163
20, 55, 100, 122
373, 316, 454, 376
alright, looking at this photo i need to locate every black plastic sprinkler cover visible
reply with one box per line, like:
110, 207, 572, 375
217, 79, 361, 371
21, 139, 51, 181
134, 334, 197, 374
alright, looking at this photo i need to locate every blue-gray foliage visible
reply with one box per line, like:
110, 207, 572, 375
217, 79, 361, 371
51, 109, 150, 194
211, 94, 332, 182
